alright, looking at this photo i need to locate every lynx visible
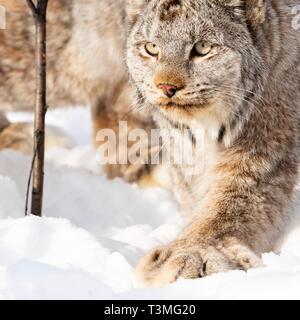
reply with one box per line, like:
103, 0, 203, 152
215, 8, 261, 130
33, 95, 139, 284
1, 0, 300, 287
126, 0, 300, 286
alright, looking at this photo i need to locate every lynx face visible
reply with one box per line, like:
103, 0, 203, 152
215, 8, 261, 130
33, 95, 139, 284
126, 0, 263, 128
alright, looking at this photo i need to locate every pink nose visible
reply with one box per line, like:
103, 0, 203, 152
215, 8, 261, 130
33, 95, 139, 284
158, 83, 179, 98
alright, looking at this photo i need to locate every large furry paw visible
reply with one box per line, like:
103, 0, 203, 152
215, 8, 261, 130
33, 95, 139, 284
136, 241, 262, 287
0, 122, 74, 155
103, 163, 153, 184
0, 122, 33, 154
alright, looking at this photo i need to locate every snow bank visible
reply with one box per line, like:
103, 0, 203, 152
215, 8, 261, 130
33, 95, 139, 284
1, 107, 300, 300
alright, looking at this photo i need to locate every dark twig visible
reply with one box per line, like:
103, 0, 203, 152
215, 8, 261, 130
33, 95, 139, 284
25, 139, 38, 216
25, 0, 49, 217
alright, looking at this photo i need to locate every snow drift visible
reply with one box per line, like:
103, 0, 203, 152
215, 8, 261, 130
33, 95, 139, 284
0, 107, 300, 300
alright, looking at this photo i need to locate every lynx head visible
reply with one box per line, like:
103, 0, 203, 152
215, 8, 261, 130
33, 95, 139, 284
126, 0, 266, 140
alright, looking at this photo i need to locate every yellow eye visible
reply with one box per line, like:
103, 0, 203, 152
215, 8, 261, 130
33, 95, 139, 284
194, 42, 212, 57
145, 43, 159, 57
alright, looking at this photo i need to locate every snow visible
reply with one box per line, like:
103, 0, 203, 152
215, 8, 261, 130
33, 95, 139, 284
0, 107, 300, 300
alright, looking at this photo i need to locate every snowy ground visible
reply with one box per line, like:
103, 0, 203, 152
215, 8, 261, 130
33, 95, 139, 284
1, 107, 300, 300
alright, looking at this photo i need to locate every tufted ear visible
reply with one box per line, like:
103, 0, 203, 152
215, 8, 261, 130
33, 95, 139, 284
221, 0, 266, 28
126, 0, 150, 26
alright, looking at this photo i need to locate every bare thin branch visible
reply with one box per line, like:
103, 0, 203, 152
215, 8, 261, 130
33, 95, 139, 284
26, 0, 38, 17
25, 142, 38, 216
25, 0, 49, 217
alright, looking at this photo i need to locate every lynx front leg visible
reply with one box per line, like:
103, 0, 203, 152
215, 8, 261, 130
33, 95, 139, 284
136, 150, 297, 286
92, 95, 156, 184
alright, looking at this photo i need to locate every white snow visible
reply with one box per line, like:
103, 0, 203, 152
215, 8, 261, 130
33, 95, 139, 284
0, 107, 300, 300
